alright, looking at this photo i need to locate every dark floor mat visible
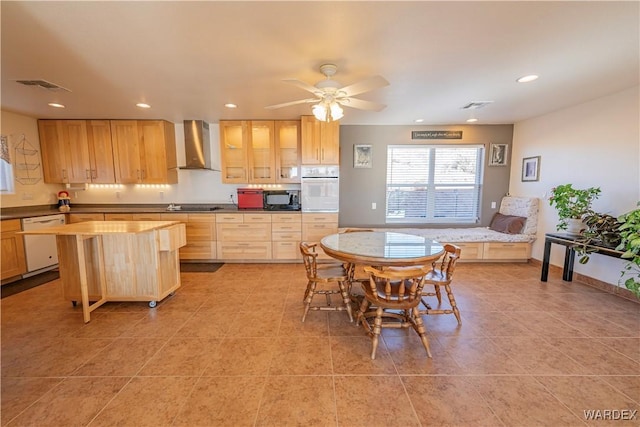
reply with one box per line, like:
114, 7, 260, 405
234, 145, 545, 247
1, 270, 60, 299
180, 263, 224, 273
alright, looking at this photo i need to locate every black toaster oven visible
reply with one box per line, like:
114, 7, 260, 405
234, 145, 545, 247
263, 190, 301, 211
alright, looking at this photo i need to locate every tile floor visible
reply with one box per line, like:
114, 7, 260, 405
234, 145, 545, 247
1, 262, 639, 426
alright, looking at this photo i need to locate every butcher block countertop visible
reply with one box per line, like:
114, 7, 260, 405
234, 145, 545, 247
19, 220, 182, 235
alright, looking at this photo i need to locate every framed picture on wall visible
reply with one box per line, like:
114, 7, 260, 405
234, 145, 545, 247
354, 144, 372, 168
488, 143, 508, 166
521, 156, 541, 181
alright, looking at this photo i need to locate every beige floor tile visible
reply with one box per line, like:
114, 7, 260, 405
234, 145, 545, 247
278, 309, 330, 337
136, 337, 220, 376
5, 377, 129, 427
402, 375, 502, 426
437, 336, 527, 375
203, 337, 278, 376
600, 376, 640, 405
467, 376, 582, 426
175, 310, 237, 338
72, 337, 162, 376
174, 376, 267, 426
89, 376, 198, 427
119, 310, 194, 338
536, 376, 640, 426
334, 375, 420, 426
544, 337, 640, 375
384, 336, 460, 375
268, 337, 333, 375
330, 336, 397, 375
255, 376, 336, 426
0, 377, 63, 425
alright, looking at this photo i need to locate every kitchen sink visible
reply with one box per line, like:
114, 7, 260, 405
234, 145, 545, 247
166, 205, 223, 212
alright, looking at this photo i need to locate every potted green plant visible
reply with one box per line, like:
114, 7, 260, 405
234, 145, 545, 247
572, 212, 621, 264
616, 202, 640, 298
548, 184, 602, 233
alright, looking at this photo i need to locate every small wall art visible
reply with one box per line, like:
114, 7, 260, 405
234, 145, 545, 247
521, 156, 540, 182
488, 143, 508, 166
354, 144, 372, 168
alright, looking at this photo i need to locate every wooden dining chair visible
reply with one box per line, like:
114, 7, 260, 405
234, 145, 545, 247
356, 265, 432, 359
419, 244, 462, 325
299, 242, 354, 323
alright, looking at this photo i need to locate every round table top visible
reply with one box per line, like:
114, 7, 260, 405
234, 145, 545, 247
320, 231, 444, 266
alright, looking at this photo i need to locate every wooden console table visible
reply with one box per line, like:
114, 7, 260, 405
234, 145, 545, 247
541, 232, 623, 282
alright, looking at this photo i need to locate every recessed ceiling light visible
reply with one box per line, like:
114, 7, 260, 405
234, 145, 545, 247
224, 103, 237, 108
466, 118, 478, 123
136, 103, 151, 108
516, 74, 539, 83
48, 103, 65, 108
414, 119, 424, 123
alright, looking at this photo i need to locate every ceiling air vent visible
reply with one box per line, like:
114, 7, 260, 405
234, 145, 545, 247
461, 101, 493, 110
14, 79, 71, 92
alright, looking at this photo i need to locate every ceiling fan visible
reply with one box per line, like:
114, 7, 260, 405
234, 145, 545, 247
265, 64, 389, 121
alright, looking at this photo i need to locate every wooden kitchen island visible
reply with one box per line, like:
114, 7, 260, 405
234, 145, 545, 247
21, 220, 186, 322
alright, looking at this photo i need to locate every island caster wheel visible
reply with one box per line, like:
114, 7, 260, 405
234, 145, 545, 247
71, 301, 77, 307
148, 301, 157, 308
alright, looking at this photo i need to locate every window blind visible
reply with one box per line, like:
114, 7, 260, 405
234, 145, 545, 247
386, 144, 484, 224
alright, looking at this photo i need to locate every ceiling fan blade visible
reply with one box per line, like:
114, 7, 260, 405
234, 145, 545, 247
337, 97, 387, 112
264, 98, 318, 110
282, 78, 321, 94
339, 75, 389, 97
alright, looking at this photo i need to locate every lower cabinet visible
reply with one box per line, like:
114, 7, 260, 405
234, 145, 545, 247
68, 213, 105, 223
272, 213, 302, 260
1, 219, 27, 281
443, 242, 483, 261
217, 213, 272, 260
161, 213, 217, 260
302, 213, 339, 260
442, 241, 531, 262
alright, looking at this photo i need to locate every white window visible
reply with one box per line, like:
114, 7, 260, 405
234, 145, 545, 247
0, 135, 14, 194
386, 144, 484, 224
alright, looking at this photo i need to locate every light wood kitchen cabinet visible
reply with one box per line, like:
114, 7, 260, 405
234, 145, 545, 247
248, 121, 276, 183
272, 213, 302, 260
104, 213, 161, 221
219, 121, 248, 183
161, 213, 217, 260
275, 120, 301, 183
302, 213, 339, 260
216, 213, 272, 260
301, 116, 340, 165
111, 120, 178, 184
1, 219, 27, 281
38, 120, 116, 184
68, 213, 105, 223
220, 120, 277, 184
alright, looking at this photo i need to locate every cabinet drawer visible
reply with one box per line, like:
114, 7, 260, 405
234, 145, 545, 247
272, 222, 302, 232
133, 213, 161, 221
180, 242, 216, 260
272, 213, 301, 223
186, 221, 216, 241
243, 214, 271, 223
442, 242, 483, 261
302, 213, 339, 223
68, 213, 105, 223
217, 223, 271, 241
160, 213, 188, 222
105, 213, 133, 221
158, 224, 187, 251
273, 241, 300, 260
216, 214, 243, 223
483, 242, 531, 260
216, 241, 272, 260
1, 219, 22, 232
272, 231, 301, 241
302, 223, 338, 242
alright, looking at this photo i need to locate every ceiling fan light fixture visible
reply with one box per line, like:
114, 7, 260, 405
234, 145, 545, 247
330, 102, 344, 120
312, 104, 327, 121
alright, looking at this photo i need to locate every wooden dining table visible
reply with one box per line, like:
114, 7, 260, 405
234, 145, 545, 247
320, 231, 444, 267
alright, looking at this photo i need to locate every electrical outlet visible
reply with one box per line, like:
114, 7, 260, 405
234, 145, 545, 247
159, 191, 164, 199
21, 192, 33, 200
371, 202, 377, 210
491, 201, 497, 209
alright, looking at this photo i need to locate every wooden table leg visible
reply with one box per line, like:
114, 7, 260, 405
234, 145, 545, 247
76, 235, 108, 323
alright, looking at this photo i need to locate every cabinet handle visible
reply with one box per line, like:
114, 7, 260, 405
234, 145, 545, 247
137, 169, 141, 180
85, 169, 91, 179
321, 148, 324, 161
62, 169, 67, 180
317, 148, 320, 160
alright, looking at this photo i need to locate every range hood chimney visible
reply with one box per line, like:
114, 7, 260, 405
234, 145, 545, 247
181, 120, 213, 170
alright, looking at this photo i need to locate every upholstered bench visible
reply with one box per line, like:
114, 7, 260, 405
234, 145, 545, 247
340, 196, 539, 262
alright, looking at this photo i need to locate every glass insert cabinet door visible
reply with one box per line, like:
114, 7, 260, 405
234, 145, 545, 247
248, 121, 275, 183
275, 120, 301, 183
219, 121, 248, 183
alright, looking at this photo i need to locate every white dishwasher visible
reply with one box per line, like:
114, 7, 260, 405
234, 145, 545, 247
21, 214, 66, 277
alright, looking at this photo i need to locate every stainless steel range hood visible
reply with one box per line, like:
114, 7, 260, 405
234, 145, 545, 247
180, 120, 215, 170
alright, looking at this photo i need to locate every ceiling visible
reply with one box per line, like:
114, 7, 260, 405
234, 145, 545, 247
1, 1, 638, 126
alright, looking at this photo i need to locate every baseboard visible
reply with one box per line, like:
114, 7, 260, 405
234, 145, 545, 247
529, 258, 639, 303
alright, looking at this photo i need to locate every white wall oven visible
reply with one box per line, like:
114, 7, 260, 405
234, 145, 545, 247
301, 165, 339, 212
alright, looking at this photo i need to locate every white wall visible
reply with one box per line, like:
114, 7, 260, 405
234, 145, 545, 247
0, 110, 64, 207
509, 86, 640, 286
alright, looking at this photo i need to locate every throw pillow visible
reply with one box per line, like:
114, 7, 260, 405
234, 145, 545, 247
489, 212, 527, 234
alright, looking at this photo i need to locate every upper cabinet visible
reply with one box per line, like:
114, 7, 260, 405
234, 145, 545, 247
275, 120, 301, 183
39, 119, 177, 184
111, 120, 177, 184
220, 120, 301, 184
300, 116, 340, 165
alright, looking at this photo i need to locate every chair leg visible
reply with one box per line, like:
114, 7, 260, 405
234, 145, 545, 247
338, 280, 354, 322
444, 284, 462, 325
370, 306, 384, 359
301, 281, 317, 322
411, 306, 432, 358
355, 298, 370, 327
434, 285, 442, 305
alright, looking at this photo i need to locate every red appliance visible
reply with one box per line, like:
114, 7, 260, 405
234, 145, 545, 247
237, 188, 264, 209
